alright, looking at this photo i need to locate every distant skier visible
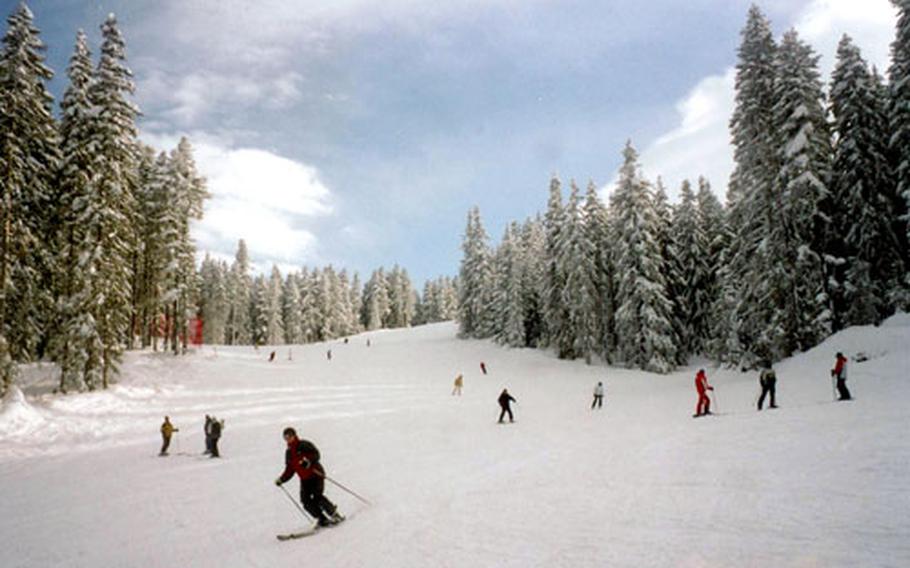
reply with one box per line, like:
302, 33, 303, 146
327, 349, 332, 361
367, 339, 371, 347
758, 362, 777, 410
831, 352, 852, 401
452, 373, 463, 396
497, 388, 516, 423
344, 338, 349, 344
693, 369, 714, 417
275, 427, 343, 527
209, 417, 224, 458
159, 416, 178, 456
591, 381, 604, 409
480, 362, 488, 375
269, 350, 276, 362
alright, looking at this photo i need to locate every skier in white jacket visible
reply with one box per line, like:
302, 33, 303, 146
591, 381, 604, 409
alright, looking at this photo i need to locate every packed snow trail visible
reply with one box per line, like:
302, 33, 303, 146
1, 319, 909, 567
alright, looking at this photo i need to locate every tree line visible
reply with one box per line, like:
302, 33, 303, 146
196, 240, 457, 348
458, 5, 910, 373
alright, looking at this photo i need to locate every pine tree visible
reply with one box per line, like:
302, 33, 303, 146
457, 207, 493, 337
582, 181, 610, 359
199, 255, 228, 345
226, 240, 252, 344
493, 223, 525, 347
831, 34, 906, 325
888, 0, 910, 286
87, 13, 139, 386
670, 180, 709, 359
652, 179, 685, 364
769, 29, 832, 357
0, 4, 60, 390
558, 181, 599, 363
282, 273, 302, 344
724, 6, 779, 367
52, 30, 100, 392
611, 142, 676, 373
264, 265, 284, 345
542, 177, 567, 351
518, 218, 546, 347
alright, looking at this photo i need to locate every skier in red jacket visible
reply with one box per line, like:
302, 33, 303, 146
694, 369, 714, 417
831, 352, 852, 401
275, 427, 343, 527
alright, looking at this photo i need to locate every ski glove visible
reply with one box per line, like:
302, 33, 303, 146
275, 478, 283, 486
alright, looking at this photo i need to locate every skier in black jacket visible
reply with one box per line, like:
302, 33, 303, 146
758, 362, 777, 410
498, 389, 516, 423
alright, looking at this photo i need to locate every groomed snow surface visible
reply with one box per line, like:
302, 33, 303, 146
2, 318, 909, 567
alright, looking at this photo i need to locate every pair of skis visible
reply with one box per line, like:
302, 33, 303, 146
277, 515, 345, 541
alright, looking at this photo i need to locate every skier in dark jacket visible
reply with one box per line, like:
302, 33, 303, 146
758, 362, 777, 410
275, 427, 343, 527
831, 352, 852, 401
209, 417, 223, 458
497, 389, 516, 423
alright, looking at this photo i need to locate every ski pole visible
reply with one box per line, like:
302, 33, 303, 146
278, 484, 314, 522
316, 471, 372, 506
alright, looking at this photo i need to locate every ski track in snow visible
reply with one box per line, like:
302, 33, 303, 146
2, 319, 910, 567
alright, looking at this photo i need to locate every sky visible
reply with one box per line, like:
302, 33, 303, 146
10, 0, 900, 284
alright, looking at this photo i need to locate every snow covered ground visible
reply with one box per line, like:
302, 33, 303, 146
2, 318, 909, 567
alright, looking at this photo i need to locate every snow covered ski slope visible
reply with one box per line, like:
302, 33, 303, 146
2, 317, 909, 567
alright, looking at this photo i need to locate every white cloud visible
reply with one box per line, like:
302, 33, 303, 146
633, 0, 897, 202
141, 131, 334, 270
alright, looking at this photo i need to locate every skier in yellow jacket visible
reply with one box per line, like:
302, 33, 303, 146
452, 373, 464, 396
160, 416, 179, 456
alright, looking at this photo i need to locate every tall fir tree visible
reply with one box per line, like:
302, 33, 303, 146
558, 181, 599, 363
888, 0, 910, 287
724, 5, 779, 367
0, 4, 60, 391
457, 207, 493, 338
87, 14, 139, 386
830, 35, 906, 325
542, 176, 567, 351
768, 29, 832, 358
611, 142, 676, 373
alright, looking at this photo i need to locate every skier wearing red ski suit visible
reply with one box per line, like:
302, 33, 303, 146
275, 428, 340, 526
694, 369, 713, 416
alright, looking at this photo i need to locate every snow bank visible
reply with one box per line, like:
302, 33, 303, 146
0, 386, 46, 441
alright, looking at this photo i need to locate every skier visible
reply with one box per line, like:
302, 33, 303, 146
275, 427, 343, 527
497, 388, 516, 423
367, 339, 371, 347
452, 373, 463, 396
159, 416, 178, 456
591, 381, 604, 409
327, 349, 332, 361
269, 350, 276, 362
758, 362, 777, 410
693, 369, 714, 417
210, 417, 224, 458
831, 352, 852, 401
480, 361, 487, 375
